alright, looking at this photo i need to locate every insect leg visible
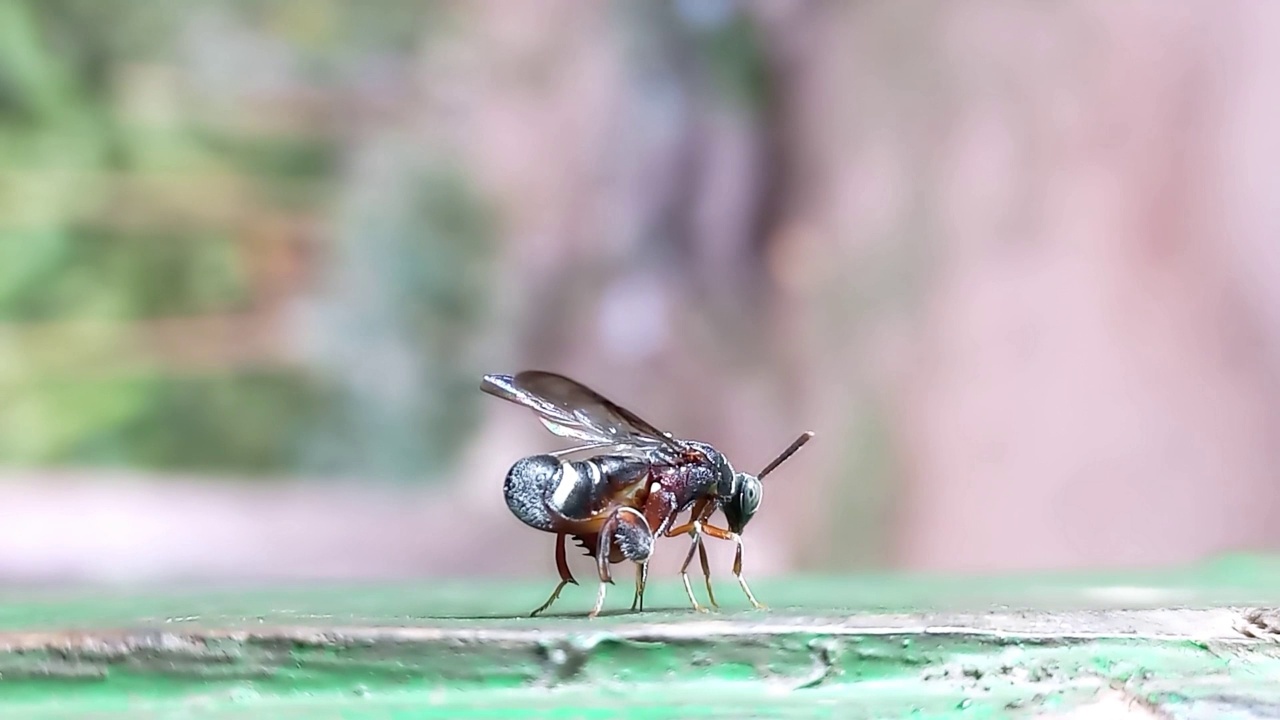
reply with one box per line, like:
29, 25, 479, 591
631, 561, 648, 612
588, 522, 614, 619
699, 523, 767, 610
617, 508, 654, 613
678, 525, 709, 613
697, 535, 719, 609
590, 507, 653, 619
530, 581, 569, 618
662, 510, 707, 538
732, 537, 765, 610
530, 533, 577, 617
693, 500, 719, 609
665, 498, 720, 611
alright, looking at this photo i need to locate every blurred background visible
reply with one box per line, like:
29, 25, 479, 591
2, 0, 1279, 590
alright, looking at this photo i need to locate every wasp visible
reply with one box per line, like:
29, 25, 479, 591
481, 370, 812, 618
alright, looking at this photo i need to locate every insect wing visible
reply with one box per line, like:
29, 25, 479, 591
481, 371, 680, 451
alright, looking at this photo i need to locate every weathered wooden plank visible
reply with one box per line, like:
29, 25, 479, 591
2, 555, 1280, 718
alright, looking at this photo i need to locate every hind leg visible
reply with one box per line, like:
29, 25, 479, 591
631, 560, 649, 612
530, 533, 577, 617
589, 507, 653, 619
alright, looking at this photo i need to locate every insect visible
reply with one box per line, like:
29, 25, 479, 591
481, 370, 813, 618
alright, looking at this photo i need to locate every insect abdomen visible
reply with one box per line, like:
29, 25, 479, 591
503, 454, 650, 531
503, 455, 562, 531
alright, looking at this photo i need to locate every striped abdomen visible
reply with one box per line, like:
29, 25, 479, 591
502, 454, 650, 532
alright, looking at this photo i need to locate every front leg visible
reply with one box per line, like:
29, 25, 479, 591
664, 498, 720, 611
677, 527, 716, 612
697, 522, 767, 610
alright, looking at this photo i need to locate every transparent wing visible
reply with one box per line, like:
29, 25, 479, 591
546, 441, 627, 459
480, 371, 681, 452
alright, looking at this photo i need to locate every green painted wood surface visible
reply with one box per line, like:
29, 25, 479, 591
3, 554, 1280, 718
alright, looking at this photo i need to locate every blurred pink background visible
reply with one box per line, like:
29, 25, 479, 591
2, 0, 1279, 588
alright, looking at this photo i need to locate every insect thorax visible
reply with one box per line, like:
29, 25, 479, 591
678, 440, 736, 497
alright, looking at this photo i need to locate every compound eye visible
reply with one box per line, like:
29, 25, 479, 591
741, 479, 762, 515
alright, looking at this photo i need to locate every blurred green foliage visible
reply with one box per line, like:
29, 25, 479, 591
0, 0, 495, 480
0, 228, 251, 321
2, 371, 333, 474
694, 8, 772, 113
299, 161, 496, 482
0, 0, 778, 481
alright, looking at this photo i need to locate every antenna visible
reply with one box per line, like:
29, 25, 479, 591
756, 431, 814, 480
